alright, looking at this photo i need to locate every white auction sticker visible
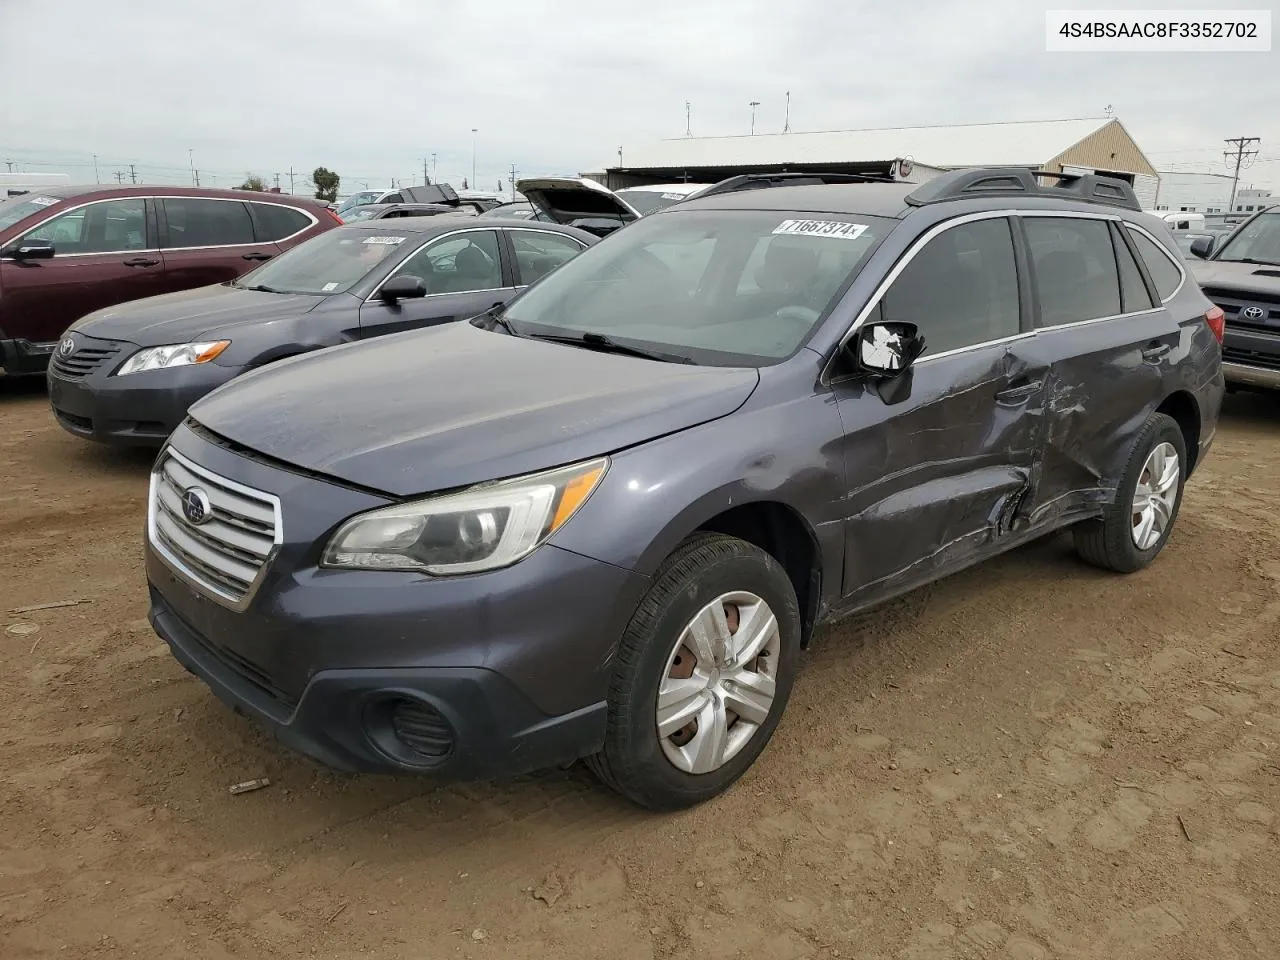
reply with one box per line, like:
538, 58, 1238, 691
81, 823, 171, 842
661, 192, 686, 201
1046, 10, 1271, 51
772, 219, 869, 241
361, 236, 405, 245
29, 196, 59, 207
321, 281, 339, 292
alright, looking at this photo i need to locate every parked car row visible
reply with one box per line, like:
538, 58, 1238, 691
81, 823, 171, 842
128, 167, 1224, 809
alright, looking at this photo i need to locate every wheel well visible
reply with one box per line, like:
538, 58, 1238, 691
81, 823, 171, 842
697, 502, 821, 647
1156, 391, 1201, 474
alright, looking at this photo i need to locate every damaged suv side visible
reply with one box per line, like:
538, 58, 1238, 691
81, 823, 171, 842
146, 168, 1223, 810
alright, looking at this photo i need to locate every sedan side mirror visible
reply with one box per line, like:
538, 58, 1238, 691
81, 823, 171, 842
379, 274, 428, 304
1188, 235, 1215, 259
853, 321, 926, 376
11, 238, 55, 260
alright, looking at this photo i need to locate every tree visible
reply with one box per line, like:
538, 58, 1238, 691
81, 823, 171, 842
497, 180, 503, 193
238, 174, 267, 191
312, 167, 340, 202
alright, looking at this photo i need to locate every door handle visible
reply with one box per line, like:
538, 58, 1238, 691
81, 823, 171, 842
995, 380, 1044, 404
122, 257, 160, 267
1141, 342, 1172, 363
242, 252, 273, 262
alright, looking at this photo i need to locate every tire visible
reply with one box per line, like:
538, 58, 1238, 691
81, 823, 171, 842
1073, 412, 1187, 573
587, 533, 801, 810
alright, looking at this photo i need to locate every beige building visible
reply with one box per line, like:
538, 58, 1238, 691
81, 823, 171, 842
597, 117, 1161, 207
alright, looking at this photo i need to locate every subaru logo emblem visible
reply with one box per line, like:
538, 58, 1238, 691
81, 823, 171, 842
58, 336, 76, 357
1241, 306, 1266, 321
181, 487, 213, 525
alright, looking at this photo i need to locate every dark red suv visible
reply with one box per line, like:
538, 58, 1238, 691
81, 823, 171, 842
0, 186, 340, 373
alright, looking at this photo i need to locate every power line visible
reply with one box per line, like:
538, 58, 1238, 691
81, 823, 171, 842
1224, 136, 1261, 211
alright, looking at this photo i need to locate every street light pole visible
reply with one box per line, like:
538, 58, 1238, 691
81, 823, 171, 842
749, 101, 761, 135
471, 129, 478, 188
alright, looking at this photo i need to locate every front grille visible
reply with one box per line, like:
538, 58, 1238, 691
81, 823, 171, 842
54, 409, 92, 432
1223, 346, 1280, 372
1202, 286, 1280, 333
50, 340, 123, 380
149, 448, 281, 607
391, 701, 455, 761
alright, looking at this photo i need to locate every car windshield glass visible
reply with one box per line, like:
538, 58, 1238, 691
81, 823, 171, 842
0, 194, 63, 232
1216, 212, 1280, 264
334, 191, 383, 215
234, 229, 410, 295
615, 189, 689, 215
503, 209, 891, 366
341, 206, 382, 223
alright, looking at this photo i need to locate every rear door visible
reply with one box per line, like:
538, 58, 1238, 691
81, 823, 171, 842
157, 197, 273, 294
0, 196, 162, 347
831, 214, 1047, 602
1017, 214, 1179, 519
358, 228, 514, 338
504, 228, 589, 289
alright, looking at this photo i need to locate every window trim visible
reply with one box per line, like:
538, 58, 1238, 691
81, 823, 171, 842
364, 227, 509, 302
159, 196, 318, 252
506, 226, 589, 286
1, 195, 156, 259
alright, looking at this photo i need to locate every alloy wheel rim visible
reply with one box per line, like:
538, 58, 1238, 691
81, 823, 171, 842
1131, 441, 1179, 550
656, 591, 781, 775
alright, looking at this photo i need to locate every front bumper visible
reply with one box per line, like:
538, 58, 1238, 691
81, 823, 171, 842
47, 353, 236, 446
1222, 361, 1280, 391
0, 336, 59, 374
146, 422, 649, 777
1222, 326, 1280, 391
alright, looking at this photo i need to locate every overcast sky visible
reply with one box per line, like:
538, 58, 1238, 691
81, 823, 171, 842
1, 0, 1276, 194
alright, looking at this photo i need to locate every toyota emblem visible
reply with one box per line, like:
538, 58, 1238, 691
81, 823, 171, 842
58, 336, 76, 357
181, 487, 213, 525
1241, 306, 1266, 321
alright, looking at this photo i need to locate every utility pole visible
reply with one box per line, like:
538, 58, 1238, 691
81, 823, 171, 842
1223, 136, 1261, 212
273, 172, 281, 190
685, 100, 691, 137
784, 91, 791, 133
431, 153, 438, 181
129, 163, 137, 184
749, 101, 761, 135
471, 128, 478, 189
92, 153, 100, 183
422, 157, 430, 185
114, 170, 125, 184
193, 169, 200, 187
508, 163, 518, 200
4, 160, 12, 173
189, 148, 195, 185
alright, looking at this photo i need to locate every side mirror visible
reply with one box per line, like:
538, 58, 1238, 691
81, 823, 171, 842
379, 274, 428, 303
11, 238, 55, 260
1188, 235, 1215, 259
853, 321, 926, 376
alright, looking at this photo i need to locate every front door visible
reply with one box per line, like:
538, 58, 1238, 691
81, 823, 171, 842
831, 215, 1048, 605
158, 197, 273, 294
0, 196, 162, 348
359, 229, 514, 338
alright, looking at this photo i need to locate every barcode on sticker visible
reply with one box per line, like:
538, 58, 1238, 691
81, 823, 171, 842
772, 219, 868, 240
362, 236, 405, 245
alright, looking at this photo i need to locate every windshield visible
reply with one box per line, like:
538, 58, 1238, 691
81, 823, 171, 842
341, 206, 382, 223
233, 229, 410, 295
1216, 212, 1280, 264
615, 189, 692, 215
0, 194, 63, 232
334, 191, 384, 215
503, 209, 891, 366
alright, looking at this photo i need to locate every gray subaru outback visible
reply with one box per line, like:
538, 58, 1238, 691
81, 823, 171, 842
145, 168, 1224, 810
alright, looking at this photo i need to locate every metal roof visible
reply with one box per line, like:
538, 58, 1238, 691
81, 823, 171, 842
612, 118, 1116, 172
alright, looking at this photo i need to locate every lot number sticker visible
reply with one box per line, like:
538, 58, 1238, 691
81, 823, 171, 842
29, 196, 59, 207
772, 219, 868, 241
361, 236, 406, 245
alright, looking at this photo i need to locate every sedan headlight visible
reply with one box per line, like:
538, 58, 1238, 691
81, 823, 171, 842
116, 340, 230, 376
322, 457, 608, 575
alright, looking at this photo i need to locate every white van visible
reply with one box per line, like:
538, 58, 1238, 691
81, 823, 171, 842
1154, 211, 1206, 232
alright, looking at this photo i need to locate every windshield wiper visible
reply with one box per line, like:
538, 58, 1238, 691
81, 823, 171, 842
524, 331, 693, 364
470, 303, 523, 336
1218, 256, 1280, 267
241, 283, 281, 293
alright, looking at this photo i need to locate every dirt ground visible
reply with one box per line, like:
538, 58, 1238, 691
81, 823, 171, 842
2, 375, 1279, 960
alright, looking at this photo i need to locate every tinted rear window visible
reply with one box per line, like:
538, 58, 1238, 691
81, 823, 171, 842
1026, 218, 1122, 325
163, 198, 255, 248
1127, 227, 1183, 301
253, 202, 311, 241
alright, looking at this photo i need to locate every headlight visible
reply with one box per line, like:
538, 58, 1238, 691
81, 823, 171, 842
116, 340, 230, 376
322, 457, 608, 575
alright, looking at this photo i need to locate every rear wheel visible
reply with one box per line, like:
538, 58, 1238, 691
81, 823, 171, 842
587, 534, 800, 810
1073, 412, 1186, 573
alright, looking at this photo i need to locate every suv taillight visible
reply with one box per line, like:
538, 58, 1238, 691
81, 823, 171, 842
1204, 305, 1225, 344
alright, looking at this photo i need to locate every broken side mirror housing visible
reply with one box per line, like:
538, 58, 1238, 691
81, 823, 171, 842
853, 321, 926, 376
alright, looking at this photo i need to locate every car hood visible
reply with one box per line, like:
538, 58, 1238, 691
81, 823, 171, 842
188, 322, 759, 496
70, 283, 326, 345
1189, 259, 1280, 296
515, 177, 640, 225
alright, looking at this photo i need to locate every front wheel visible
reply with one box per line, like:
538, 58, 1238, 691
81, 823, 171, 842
1073, 412, 1187, 573
587, 534, 801, 810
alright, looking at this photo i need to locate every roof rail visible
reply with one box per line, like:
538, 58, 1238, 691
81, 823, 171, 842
683, 171, 895, 203
904, 166, 1142, 212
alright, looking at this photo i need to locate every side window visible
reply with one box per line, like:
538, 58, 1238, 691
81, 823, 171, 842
878, 217, 1020, 356
509, 229, 586, 285
1024, 218, 1121, 326
23, 198, 146, 254
384, 193, 404, 204
252, 203, 311, 242
1126, 227, 1182, 302
162, 198, 255, 249
1113, 226, 1155, 313
395, 230, 502, 294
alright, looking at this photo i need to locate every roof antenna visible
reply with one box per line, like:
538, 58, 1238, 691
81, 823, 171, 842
1104, 104, 1114, 118
685, 100, 692, 137
784, 91, 791, 133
